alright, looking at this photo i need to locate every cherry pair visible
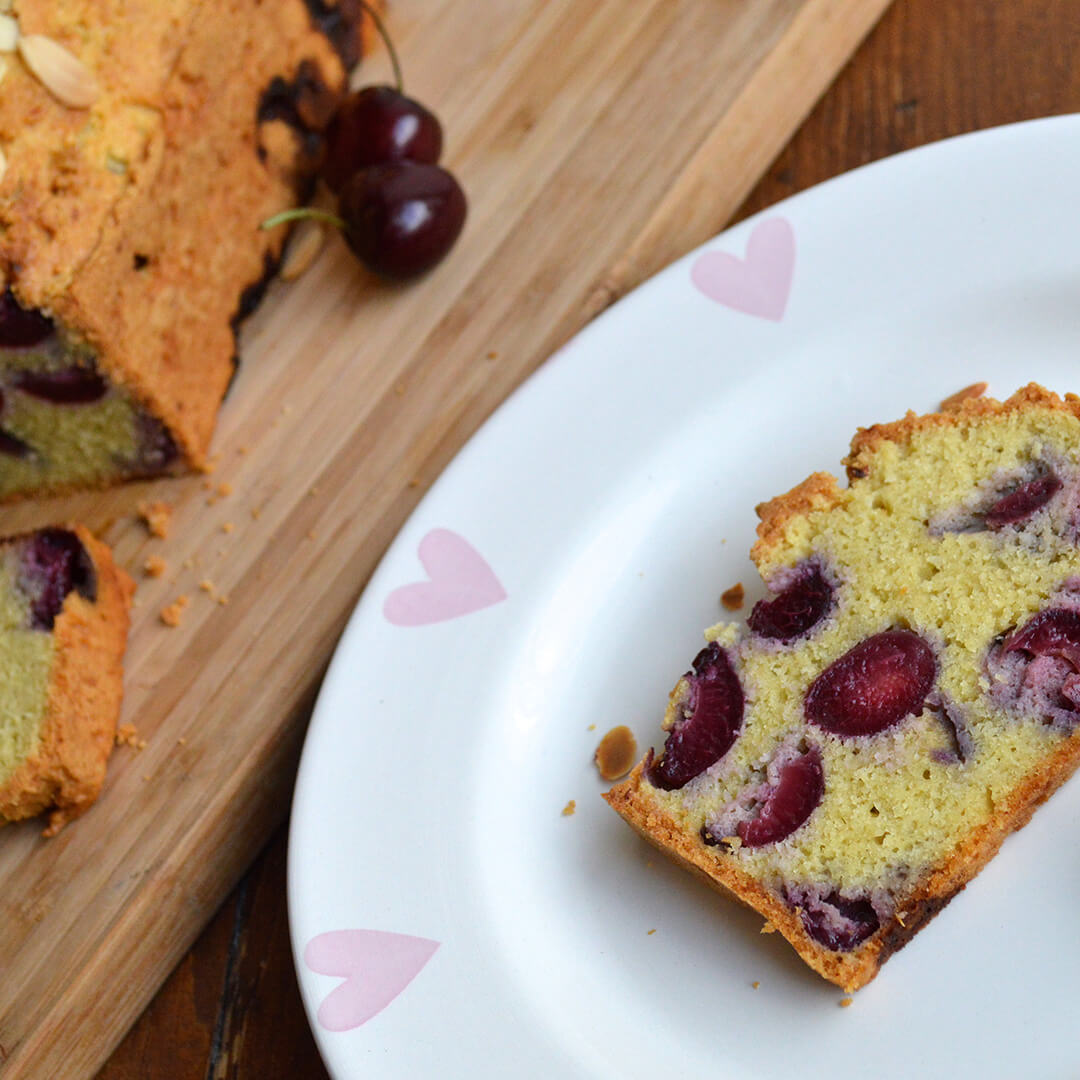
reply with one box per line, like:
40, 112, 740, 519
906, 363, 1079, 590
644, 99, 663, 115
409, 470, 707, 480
268, 3, 466, 281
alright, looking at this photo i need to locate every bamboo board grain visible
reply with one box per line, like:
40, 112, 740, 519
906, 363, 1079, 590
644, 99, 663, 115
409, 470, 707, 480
0, 0, 892, 1075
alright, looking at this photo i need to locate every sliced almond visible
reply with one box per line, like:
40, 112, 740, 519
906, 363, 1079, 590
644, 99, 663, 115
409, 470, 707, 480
0, 13, 18, 52
279, 220, 326, 282
17, 34, 99, 108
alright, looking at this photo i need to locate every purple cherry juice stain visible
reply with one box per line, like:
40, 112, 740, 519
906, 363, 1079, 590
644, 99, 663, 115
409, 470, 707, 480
18, 529, 96, 630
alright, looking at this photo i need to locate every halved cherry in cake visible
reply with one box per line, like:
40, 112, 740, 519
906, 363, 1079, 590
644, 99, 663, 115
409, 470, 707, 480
738, 746, 824, 847
748, 561, 834, 642
984, 473, 1062, 529
647, 641, 744, 790
806, 629, 936, 737
1002, 608, 1080, 668
794, 889, 880, 951
16, 367, 108, 404
19, 528, 97, 630
0, 289, 53, 348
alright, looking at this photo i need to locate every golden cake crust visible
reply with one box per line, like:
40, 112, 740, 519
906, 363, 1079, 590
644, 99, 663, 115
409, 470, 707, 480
0, 0, 372, 474
0, 525, 133, 834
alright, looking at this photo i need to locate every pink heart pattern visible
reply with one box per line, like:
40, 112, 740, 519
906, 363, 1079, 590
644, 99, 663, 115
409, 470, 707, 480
305, 930, 441, 1032
690, 217, 796, 321
384, 528, 507, 626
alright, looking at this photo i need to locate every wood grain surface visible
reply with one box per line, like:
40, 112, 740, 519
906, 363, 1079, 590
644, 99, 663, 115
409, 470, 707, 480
0, 0, 901, 1077
89, 3, 1080, 1078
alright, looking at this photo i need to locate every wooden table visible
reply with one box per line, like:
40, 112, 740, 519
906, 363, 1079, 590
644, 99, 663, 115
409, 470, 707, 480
94, 0, 1080, 1075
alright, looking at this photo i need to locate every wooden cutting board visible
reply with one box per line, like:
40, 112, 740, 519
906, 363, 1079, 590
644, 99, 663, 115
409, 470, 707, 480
0, 0, 892, 1074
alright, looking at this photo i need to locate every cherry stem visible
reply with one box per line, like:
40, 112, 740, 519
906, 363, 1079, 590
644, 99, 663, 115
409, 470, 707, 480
357, 0, 404, 94
261, 207, 347, 232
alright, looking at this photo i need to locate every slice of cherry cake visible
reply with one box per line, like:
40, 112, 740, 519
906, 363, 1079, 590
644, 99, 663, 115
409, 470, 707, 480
605, 384, 1080, 992
0, 526, 133, 835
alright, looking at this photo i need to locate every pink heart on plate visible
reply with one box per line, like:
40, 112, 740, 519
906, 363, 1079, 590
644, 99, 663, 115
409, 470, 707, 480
690, 217, 796, 321
383, 528, 507, 626
305, 930, 441, 1032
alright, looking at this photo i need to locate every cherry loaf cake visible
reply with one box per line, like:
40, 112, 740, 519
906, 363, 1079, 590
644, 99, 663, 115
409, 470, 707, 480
0, 0, 372, 499
0, 525, 132, 834
605, 384, 1080, 992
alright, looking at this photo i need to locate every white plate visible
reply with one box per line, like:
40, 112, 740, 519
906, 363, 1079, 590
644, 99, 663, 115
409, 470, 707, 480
288, 116, 1080, 1080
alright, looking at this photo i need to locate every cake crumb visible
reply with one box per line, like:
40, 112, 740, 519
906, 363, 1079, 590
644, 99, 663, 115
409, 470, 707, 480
138, 501, 172, 538
839, 997, 853, 1008
216, 593, 230, 606
177, 737, 187, 745
160, 595, 189, 627
721, 583, 745, 611
143, 555, 167, 578
647, 928, 656, 935
760, 920, 776, 935
201, 479, 214, 491
115, 724, 141, 748
222, 522, 235, 534
587, 724, 596, 731
751, 981, 761, 990
594, 725, 638, 781
199, 579, 215, 594
561, 799, 576, 817
940, 381, 988, 411
217, 482, 233, 497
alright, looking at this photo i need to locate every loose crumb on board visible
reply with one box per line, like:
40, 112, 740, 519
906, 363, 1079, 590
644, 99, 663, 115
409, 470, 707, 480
839, 997, 853, 1008
160, 595, 189, 627
217, 482, 234, 497
222, 522, 235, 534
115, 724, 141, 748
721, 583, 745, 611
940, 381, 988, 411
143, 555, 167, 578
751, 981, 761, 990
647, 928, 656, 936
587, 724, 596, 731
138, 501, 172, 538
594, 725, 638, 781
561, 799, 576, 817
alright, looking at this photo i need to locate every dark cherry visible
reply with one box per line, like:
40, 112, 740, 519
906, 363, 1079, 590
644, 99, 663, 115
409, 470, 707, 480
338, 162, 467, 280
806, 629, 936, 737
134, 413, 181, 473
647, 642, 744, 791
20, 528, 96, 630
797, 890, 880, 951
1003, 608, 1080, 670
738, 746, 824, 848
322, 86, 443, 192
0, 289, 54, 348
748, 562, 834, 642
16, 367, 108, 404
0, 428, 32, 458
985, 473, 1062, 529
